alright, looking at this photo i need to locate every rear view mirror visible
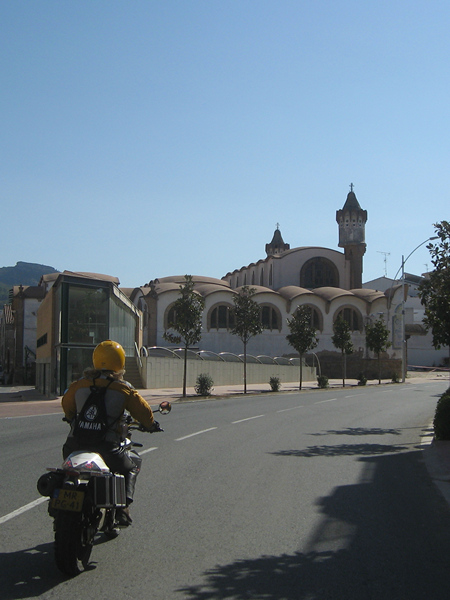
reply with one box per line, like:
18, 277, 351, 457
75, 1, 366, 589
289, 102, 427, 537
158, 401, 171, 415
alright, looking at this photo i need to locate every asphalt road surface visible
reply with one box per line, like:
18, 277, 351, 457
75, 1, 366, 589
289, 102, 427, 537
1, 379, 450, 600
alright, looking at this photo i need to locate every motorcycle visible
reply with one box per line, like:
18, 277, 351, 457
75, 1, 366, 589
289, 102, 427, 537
37, 400, 171, 577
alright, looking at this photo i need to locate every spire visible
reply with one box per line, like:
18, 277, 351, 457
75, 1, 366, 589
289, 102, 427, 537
342, 183, 362, 211
265, 224, 290, 256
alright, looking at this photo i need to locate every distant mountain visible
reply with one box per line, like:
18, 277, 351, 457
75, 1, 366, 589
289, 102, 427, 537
0, 262, 59, 305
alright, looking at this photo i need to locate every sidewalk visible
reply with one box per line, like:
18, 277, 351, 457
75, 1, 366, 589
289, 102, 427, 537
0, 371, 448, 417
0, 370, 448, 406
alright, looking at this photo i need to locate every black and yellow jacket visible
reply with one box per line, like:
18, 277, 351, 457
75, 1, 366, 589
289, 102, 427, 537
62, 375, 154, 444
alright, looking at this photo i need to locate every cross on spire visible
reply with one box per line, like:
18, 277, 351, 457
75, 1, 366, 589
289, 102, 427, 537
349, 183, 354, 192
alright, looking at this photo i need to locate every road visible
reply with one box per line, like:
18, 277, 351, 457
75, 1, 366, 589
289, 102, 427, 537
1, 379, 450, 599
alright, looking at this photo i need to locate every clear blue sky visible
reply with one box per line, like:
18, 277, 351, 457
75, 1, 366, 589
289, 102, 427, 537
1, 1, 448, 288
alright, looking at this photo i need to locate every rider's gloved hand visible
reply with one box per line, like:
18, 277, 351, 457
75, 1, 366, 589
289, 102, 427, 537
139, 421, 164, 433
149, 420, 164, 433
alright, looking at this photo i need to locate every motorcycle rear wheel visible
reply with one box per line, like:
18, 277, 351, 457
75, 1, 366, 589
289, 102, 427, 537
54, 511, 93, 576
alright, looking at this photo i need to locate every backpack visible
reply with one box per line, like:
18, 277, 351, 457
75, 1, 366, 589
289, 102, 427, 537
72, 380, 112, 443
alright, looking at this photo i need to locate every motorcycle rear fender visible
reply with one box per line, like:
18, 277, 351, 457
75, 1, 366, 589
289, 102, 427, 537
62, 451, 110, 473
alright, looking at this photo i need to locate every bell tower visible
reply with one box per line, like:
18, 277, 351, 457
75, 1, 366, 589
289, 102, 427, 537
336, 184, 368, 289
266, 224, 290, 256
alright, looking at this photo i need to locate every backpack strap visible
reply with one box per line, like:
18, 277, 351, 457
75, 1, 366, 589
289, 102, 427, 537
91, 377, 124, 433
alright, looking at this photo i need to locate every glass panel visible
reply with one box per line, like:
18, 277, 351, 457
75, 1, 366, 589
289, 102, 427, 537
302, 258, 339, 289
261, 306, 271, 329
67, 286, 108, 345
210, 307, 218, 329
218, 306, 228, 329
109, 294, 137, 356
339, 308, 361, 331
271, 308, 278, 330
167, 307, 177, 327
65, 347, 93, 386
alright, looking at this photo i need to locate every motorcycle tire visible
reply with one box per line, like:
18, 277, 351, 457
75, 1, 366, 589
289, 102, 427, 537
54, 510, 93, 576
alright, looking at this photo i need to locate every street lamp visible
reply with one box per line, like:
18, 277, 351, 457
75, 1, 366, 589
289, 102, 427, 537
396, 236, 438, 382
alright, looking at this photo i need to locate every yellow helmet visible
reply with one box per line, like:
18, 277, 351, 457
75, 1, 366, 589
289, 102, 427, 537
93, 340, 126, 372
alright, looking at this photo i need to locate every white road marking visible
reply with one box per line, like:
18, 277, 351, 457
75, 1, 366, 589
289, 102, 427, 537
232, 415, 265, 424
175, 427, 218, 441
277, 406, 304, 413
314, 398, 337, 404
140, 447, 158, 455
0, 497, 47, 525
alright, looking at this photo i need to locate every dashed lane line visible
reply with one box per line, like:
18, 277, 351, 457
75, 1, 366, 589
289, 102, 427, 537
232, 414, 265, 424
0, 497, 47, 525
314, 398, 337, 404
140, 446, 159, 455
175, 427, 218, 441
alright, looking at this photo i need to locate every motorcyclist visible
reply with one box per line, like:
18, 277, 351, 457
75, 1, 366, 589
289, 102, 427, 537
61, 340, 159, 527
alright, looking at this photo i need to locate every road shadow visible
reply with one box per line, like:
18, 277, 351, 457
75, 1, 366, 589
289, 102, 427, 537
178, 448, 450, 599
271, 443, 409, 457
0, 542, 66, 599
310, 427, 402, 436
0, 527, 123, 597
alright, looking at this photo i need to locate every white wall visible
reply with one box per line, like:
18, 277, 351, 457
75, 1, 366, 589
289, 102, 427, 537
150, 285, 401, 360
141, 356, 316, 389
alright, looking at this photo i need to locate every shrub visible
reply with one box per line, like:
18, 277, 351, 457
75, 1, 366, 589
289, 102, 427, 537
317, 375, 329, 389
433, 390, 450, 440
391, 372, 400, 383
357, 372, 367, 386
195, 373, 214, 396
269, 376, 281, 392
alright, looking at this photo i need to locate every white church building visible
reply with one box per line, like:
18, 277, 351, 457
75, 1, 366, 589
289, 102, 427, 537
128, 188, 434, 378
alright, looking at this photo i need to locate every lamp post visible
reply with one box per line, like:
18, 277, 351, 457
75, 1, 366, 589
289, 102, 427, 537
396, 236, 438, 382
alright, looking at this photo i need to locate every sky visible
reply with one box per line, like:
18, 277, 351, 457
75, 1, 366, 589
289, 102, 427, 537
1, 1, 449, 288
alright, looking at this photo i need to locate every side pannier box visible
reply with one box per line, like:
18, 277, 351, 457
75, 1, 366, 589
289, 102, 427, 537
91, 473, 126, 508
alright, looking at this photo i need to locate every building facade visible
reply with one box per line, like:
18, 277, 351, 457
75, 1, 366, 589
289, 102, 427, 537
0, 285, 44, 384
36, 271, 143, 395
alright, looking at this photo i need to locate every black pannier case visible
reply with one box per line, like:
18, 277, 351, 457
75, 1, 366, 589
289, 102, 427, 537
91, 473, 126, 508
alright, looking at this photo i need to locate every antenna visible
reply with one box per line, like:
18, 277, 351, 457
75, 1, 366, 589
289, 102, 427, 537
377, 251, 390, 277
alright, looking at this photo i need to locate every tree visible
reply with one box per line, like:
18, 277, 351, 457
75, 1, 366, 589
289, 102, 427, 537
332, 316, 353, 387
365, 317, 391, 384
419, 222, 450, 364
163, 275, 204, 397
230, 286, 263, 394
286, 306, 318, 390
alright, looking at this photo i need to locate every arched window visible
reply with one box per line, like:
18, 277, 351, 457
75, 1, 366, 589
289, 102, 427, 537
300, 305, 323, 331
260, 269, 264, 286
165, 304, 178, 329
300, 258, 339, 289
335, 307, 363, 331
209, 305, 235, 331
269, 264, 273, 286
260, 305, 281, 331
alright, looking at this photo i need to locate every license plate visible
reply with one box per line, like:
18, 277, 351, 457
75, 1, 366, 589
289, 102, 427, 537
51, 489, 85, 512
